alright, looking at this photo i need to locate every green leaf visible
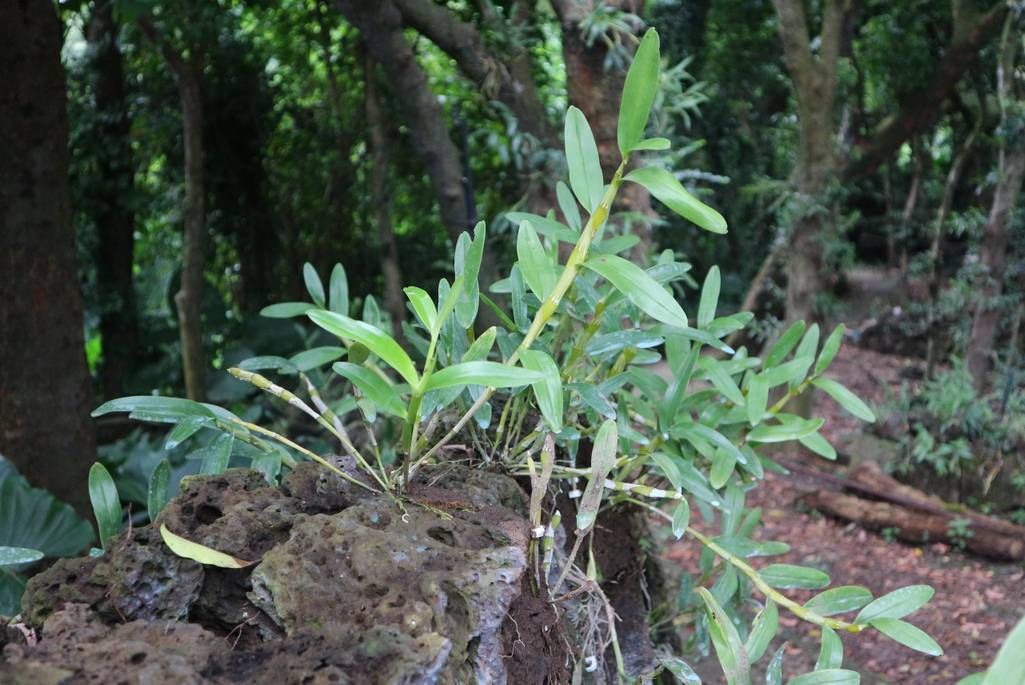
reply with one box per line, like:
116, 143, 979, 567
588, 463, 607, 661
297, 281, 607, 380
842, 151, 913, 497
676, 422, 747, 467
328, 264, 349, 316
624, 166, 727, 234
332, 362, 406, 418
0, 476, 93, 558
710, 448, 737, 489
454, 221, 486, 327
672, 499, 690, 539
981, 612, 1025, 685
164, 416, 210, 450
517, 221, 557, 301
617, 28, 660, 155
816, 626, 844, 670
631, 137, 671, 151
435, 275, 464, 334
520, 349, 563, 433
423, 361, 543, 392
564, 106, 605, 212
289, 346, 347, 372
799, 432, 837, 460
309, 310, 418, 386
89, 463, 121, 550
763, 321, 807, 367
804, 586, 874, 616
585, 253, 688, 328
698, 266, 720, 329
404, 286, 438, 332
746, 599, 778, 661
260, 302, 315, 319
748, 416, 824, 443
788, 669, 860, 685
699, 357, 744, 405
93, 395, 215, 420
147, 460, 171, 522
576, 419, 618, 532
747, 373, 768, 426
870, 618, 942, 656
698, 587, 751, 685
504, 212, 579, 244
855, 585, 933, 624
760, 564, 830, 590
658, 653, 701, 685
813, 378, 876, 422
0, 547, 43, 567
766, 644, 786, 685
200, 433, 234, 475
237, 356, 298, 374
303, 263, 325, 307
556, 181, 582, 231
160, 524, 254, 569
815, 324, 844, 376
761, 356, 815, 387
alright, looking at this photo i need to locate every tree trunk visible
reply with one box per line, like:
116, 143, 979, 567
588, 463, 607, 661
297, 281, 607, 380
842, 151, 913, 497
0, 0, 97, 519
175, 63, 207, 402
965, 15, 1024, 391
334, 0, 470, 242
365, 54, 407, 343
86, 2, 139, 399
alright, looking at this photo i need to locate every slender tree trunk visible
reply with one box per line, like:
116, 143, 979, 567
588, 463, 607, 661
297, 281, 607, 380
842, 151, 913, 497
966, 15, 1024, 391
896, 142, 927, 278
365, 54, 407, 343
86, 3, 139, 399
0, 0, 97, 518
175, 64, 207, 401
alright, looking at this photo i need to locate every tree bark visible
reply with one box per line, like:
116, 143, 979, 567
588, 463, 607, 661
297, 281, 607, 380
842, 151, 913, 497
334, 0, 471, 242
0, 0, 97, 519
966, 14, 1024, 391
86, 2, 139, 399
365, 54, 408, 343
138, 20, 207, 401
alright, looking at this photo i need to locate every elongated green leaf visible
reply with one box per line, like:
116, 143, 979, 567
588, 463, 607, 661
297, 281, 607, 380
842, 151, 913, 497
93, 396, 215, 419
759, 564, 830, 590
815, 324, 844, 376
855, 585, 933, 624
871, 618, 942, 656
748, 417, 824, 443
165, 416, 210, 450
309, 310, 418, 386
565, 106, 604, 211
672, 499, 690, 539
799, 432, 837, 460
404, 287, 438, 332
424, 361, 542, 392
632, 137, 671, 151
788, 669, 860, 685
147, 460, 171, 522
520, 349, 563, 433
763, 321, 806, 367
556, 181, 582, 231
332, 362, 406, 417
746, 599, 778, 662
576, 419, 619, 532
676, 422, 747, 467
586, 253, 688, 328
762, 356, 815, 387
618, 28, 660, 155
658, 653, 701, 685
454, 222, 486, 327
505, 212, 579, 244
698, 587, 751, 685
698, 266, 720, 329
160, 524, 254, 569
303, 263, 325, 307
89, 463, 121, 550
804, 586, 874, 616
517, 221, 557, 301
624, 166, 727, 234
816, 626, 844, 670
813, 378, 876, 422
0, 547, 43, 567
766, 644, 786, 685
237, 356, 298, 374
747, 373, 768, 426
289, 346, 346, 372
328, 264, 349, 316
699, 357, 744, 404
435, 276, 464, 334
981, 613, 1025, 685
260, 302, 315, 319
710, 448, 737, 489
200, 433, 233, 475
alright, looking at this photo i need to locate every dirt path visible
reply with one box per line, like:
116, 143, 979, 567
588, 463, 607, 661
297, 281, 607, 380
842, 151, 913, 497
666, 345, 1025, 684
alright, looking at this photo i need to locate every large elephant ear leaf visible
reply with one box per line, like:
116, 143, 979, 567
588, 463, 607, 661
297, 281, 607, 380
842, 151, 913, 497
0, 472, 94, 558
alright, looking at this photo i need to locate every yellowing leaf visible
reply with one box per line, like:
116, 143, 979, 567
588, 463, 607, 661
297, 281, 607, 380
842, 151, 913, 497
160, 524, 255, 569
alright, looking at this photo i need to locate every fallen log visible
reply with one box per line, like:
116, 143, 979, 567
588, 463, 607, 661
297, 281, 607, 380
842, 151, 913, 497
799, 489, 1025, 561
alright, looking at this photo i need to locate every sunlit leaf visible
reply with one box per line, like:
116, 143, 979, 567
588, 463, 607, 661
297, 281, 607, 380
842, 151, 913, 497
871, 618, 942, 656
804, 586, 874, 616
332, 362, 406, 418
517, 221, 558, 301
423, 361, 543, 392
759, 564, 830, 590
855, 585, 933, 624
309, 310, 418, 386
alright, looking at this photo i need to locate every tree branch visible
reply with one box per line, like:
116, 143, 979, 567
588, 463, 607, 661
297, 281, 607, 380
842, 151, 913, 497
845, 1, 1008, 179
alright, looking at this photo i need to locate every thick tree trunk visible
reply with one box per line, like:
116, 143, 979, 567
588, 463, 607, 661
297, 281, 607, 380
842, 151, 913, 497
334, 0, 470, 242
86, 3, 139, 399
365, 55, 407, 343
0, 0, 97, 519
965, 16, 1024, 391
175, 64, 207, 402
